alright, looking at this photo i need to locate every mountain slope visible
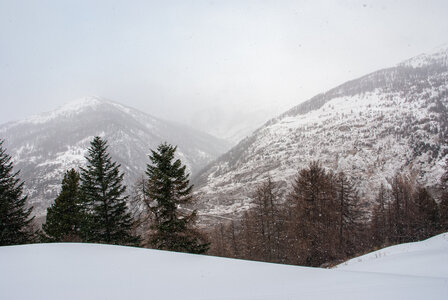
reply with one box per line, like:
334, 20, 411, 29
335, 233, 448, 278
194, 46, 448, 219
0, 235, 447, 299
0, 97, 230, 218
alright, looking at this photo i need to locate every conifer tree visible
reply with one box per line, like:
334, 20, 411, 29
146, 142, 209, 254
42, 169, 83, 242
0, 139, 35, 245
80, 136, 139, 246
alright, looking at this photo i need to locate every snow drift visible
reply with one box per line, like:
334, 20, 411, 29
0, 233, 447, 299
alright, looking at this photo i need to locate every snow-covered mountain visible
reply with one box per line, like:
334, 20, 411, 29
194, 46, 448, 219
1, 233, 447, 299
0, 97, 230, 219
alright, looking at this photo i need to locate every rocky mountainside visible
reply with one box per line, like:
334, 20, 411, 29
194, 46, 448, 220
0, 97, 230, 218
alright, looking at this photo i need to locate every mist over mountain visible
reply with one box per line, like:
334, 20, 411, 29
0, 97, 230, 219
187, 104, 293, 145
194, 46, 448, 221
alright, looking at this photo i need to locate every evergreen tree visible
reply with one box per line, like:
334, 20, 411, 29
42, 169, 83, 242
80, 136, 139, 246
146, 143, 209, 254
0, 139, 35, 245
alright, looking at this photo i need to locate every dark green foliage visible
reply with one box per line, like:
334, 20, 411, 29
42, 169, 83, 242
80, 136, 139, 246
0, 139, 35, 245
146, 143, 209, 254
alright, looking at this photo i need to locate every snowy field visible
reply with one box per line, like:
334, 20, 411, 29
335, 233, 448, 278
0, 234, 447, 300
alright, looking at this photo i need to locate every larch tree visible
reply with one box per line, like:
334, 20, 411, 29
145, 142, 209, 254
287, 161, 337, 267
80, 136, 140, 246
334, 171, 364, 257
412, 187, 439, 240
250, 177, 284, 262
440, 154, 448, 231
370, 183, 389, 247
0, 139, 35, 245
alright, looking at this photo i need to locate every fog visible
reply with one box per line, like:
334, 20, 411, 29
1, 0, 447, 140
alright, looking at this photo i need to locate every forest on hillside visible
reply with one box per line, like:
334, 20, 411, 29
1, 136, 448, 268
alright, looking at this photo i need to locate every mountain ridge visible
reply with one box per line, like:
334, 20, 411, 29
193, 46, 448, 220
0, 97, 231, 219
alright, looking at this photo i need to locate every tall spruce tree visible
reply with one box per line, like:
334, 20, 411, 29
0, 139, 35, 245
146, 142, 209, 254
80, 136, 139, 246
42, 169, 83, 242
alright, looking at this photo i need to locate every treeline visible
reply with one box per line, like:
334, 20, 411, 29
2, 134, 448, 268
0, 137, 208, 253
208, 161, 448, 267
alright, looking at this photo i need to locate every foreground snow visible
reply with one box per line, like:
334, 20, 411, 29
0, 234, 447, 300
336, 233, 448, 278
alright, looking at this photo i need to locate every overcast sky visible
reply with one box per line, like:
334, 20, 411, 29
1, 0, 448, 127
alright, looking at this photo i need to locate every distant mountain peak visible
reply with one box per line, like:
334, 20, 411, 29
17, 96, 110, 125
399, 44, 448, 68
1, 97, 230, 220
62, 95, 106, 108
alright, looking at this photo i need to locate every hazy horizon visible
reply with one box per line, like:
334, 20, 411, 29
1, 0, 448, 138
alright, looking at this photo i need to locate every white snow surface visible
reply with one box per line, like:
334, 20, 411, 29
336, 233, 448, 279
1, 234, 447, 300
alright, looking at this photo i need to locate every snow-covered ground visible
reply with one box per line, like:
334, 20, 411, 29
0, 234, 447, 299
335, 233, 448, 278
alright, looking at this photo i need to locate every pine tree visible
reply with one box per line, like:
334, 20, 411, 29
42, 169, 83, 242
0, 139, 35, 245
146, 142, 209, 254
80, 136, 139, 246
